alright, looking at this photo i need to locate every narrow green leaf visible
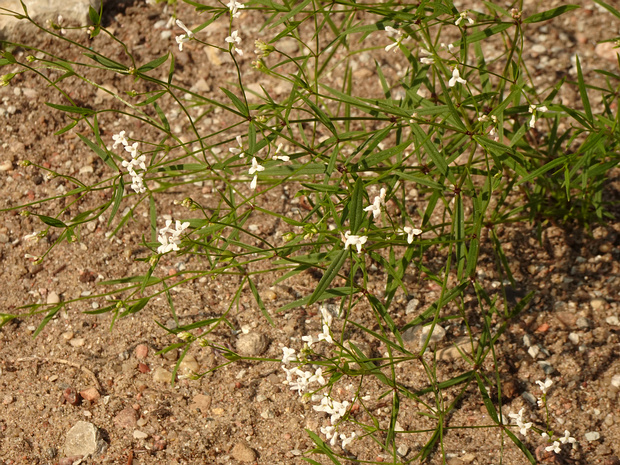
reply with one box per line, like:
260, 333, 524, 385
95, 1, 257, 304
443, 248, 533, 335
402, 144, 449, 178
77, 133, 118, 171
138, 52, 169, 73
308, 249, 349, 306
591, 0, 620, 19
575, 55, 593, 123
348, 178, 365, 233
120, 297, 150, 318
108, 177, 125, 226
220, 87, 248, 117
33, 305, 62, 337
247, 276, 275, 326
149, 194, 157, 242
523, 4, 580, 23
54, 119, 78, 136
36, 214, 67, 228
475, 372, 499, 422
84, 53, 128, 71
46, 102, 94, 116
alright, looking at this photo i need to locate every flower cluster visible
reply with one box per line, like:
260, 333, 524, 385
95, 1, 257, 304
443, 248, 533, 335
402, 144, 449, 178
226, 0, 244, 18
113, 131, 147, 194
384, 26, 404, 52
157, 219, 190, 254
508, 408, 533, 436
225, 30, 243, 56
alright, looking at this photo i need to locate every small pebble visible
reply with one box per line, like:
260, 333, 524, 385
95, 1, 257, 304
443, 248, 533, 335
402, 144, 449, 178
231, 441, 257, 462
3, 395, 14, 405
606, 316, 619, 326
47, 291, 60, 304
522, 391, 537, 405
576, 317, 591, 329
236, 332, 270, 356
114, 406, 137, 429
178, 354, 199, 376
568, 333, 580, 344
79, 388, 100, 403
585, 431, 601, 442
611, 374, 620, 388
69, 338, 85, 347
133, 430, 149, 439
591, 299, 607, 311
153, 367, 173, 383
135, 344, 148, 359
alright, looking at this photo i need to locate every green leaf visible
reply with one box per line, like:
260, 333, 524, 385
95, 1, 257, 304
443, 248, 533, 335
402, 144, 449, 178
54, 119, 78, 136
36, 214, 67, 228
247, 276, 275, 326
475, 372, 499, 422
220, 87, 248, 117
575, 55, 593, 124
83, 53, 128, 71
77, 133, 118, 171
33, 305, 62, 337
523, 4, 580, 23
138, 53, 170, 73
348, 178, 365, 233
108, 177, 125, 226
591, 0, 620, 19
308, 249, 349, 306
120, 297, 150, 318
46, 102, 95, 116
88, 5, 100, 24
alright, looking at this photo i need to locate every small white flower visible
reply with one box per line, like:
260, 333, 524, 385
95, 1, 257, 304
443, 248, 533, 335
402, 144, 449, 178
320, 425, 337, 446
340, 432, 356, 449
455, 11, 474, 26
112, 130, 128, 149
225, 30, 243, 55
226, 0, 244, 18
274, 143, 289, 162
281, 347, 297, 364
301, 335, 315, 347
124, 142, 139, 158
528, 104, 548, 128
448, 67, 467, 87
157, 219, 189, 253
536, 378, 553, 394
560, 430, 577, 449
545, 441, 561, 454
175, 19, 194, 51
318, 323, 334, 344
400, 226, 422, 244
420, 57, 434, 65
343, 231, 367, 253
310, 367, 326, 385
229, 135, 244, 157
363, 196, 382, 220
248, 157, 264, 189
384, 26, 403, 53
319, 305, 333, 326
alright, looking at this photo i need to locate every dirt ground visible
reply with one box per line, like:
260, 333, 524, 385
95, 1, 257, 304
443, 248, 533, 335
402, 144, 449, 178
1, 0, 619, 464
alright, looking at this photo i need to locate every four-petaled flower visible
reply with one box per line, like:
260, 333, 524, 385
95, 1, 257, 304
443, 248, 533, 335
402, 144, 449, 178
545, 441, 561, 454
225, 30, 243, 55
112, 130, 128, 149
229, 135, 244, 158
560, 430, 577, 449
340, 432, 356, 449
248, 157, 265, 189
175, 19, 195, 51
273, 143, 289, 162
281, 346, 297, 364
343, 231, 367, 253
508, 408, 533, 437
455, 11, 474, 26
449, 67, 467, 87
536, 378, 553, 394
226, 0, 244, 18
400, 226, 422, 244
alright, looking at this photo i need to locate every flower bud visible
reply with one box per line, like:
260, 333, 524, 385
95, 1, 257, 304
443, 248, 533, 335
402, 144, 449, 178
254, 40, 275, 58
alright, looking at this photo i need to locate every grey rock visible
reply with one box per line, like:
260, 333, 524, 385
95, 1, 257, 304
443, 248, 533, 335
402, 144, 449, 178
63, 421, 106, 457
236, 332, 269, 356
0, 0, 101, 40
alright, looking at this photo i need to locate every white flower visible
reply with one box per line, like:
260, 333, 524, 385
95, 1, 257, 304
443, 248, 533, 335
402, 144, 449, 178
301, 335, 315, 347
560, 430, 577, 449
274, 143, 289, 162
112, 130, 128, 149
229, 135, 244, 157
340, 432, 356, 449
320, 305, 333, 326
320, 426, 337, 446
400, 226, 422, 244
384, 26, 403, 52
281, 347, 297, 364
363, 188, 386, 220
528, 105, 548, 128
455, 11, 474, 26
420, 57, 434, 65
545, 441, 561, 454
536, 378, 553, 394
508, 408, 532, 437
310, 367, 326, 385
124, 142, 139, 158
448, 67, 467, 87
225, 30, 243, 55
157, 219, 190, 254
318, 323, 334, 344
343, 231, 367, 253
175, 19, 194, 51
226, 0, 244, 18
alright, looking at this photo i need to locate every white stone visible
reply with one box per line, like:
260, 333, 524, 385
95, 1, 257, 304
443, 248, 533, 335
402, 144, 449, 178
606, 315, 619, 326
611, 374, 620, 388
63, 421, 107, 457
527, 345, 540, 358
133, 430, 148, 439
568, 332, 580, 344
584, 431, 601, 442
